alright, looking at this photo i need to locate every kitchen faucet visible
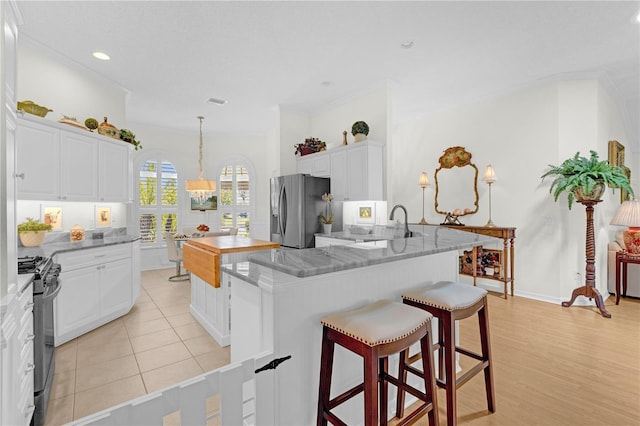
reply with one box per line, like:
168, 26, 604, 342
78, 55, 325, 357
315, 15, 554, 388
389, 204, 412, 238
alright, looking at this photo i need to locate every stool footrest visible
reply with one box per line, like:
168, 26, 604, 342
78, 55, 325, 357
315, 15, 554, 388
328, 383, 364, 410
456, 360, 490, 388
384, 373, 427, 404
395, 402, 433, 426
456, 346, 483, 361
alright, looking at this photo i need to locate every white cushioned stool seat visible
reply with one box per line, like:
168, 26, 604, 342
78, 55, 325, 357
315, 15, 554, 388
402, 281, 487, 312
321, 299, 432, 346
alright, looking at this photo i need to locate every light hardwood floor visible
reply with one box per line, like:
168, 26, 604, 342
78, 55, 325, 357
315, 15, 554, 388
396, 292, 640, 426
44, 269, 639, 425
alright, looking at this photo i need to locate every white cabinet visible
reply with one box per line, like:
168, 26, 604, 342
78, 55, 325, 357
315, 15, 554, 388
190, 272, 231, 347
59, 130, 99, 201
296, 141, 385, 201
296, 151, 330, 177
16, 116, 131, 202
15, 119, 61, 199
54, 243, 138, 345
1, 280, 35, 426
99, 140, 130, 201
330, 141, 384, 201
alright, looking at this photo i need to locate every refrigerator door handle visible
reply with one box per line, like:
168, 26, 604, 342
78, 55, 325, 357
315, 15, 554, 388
279, 184, 287, 236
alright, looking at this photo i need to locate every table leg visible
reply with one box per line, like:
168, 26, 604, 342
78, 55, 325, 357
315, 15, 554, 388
510, 238, 515, 297
616, 254, 621, 305
502, 240, 508, 299
622, 262, 628, 298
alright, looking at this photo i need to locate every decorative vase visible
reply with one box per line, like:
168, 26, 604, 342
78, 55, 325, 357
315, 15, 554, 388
574, 181, 605, 203
354, 133, 367, 143
622, 228, 640, 254
323, 223, 332, 234
19, 231, 47, 247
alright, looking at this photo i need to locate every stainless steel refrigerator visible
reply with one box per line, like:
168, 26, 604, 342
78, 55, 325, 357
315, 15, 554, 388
270, 174, 336, 249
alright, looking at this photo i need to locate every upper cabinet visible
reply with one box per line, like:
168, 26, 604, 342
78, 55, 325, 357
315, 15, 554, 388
16, 116, 131, 202
297, 141, 384, 201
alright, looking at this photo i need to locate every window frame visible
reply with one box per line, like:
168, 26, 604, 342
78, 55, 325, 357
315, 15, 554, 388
216, 155, 256, 237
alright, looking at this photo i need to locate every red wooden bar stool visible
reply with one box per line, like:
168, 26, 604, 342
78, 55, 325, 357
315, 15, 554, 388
399, 281, 495, 426
317, 299, 439, 426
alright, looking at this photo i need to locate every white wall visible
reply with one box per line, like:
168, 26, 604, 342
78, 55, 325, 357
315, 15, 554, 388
392, 79, 635, 303
17, 40, 126, 127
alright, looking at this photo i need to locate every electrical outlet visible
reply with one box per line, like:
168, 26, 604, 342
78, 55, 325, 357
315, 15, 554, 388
575, 272, 582, 283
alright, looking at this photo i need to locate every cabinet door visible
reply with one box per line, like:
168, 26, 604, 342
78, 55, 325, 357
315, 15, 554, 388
54, 267, 101, 343
16, 119, 60, 200
100, 258, 132, 318
59, 131, 99, 201
99, 140, 130, 202
329, 149, 348, 201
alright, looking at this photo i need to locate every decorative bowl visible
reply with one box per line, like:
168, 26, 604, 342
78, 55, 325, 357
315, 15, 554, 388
19, 231, 47, 247
17, 100, 53, 117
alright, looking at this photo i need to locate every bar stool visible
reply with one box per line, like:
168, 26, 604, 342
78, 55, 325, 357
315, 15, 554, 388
399, 281, 495, 426
317, 299, 439, 426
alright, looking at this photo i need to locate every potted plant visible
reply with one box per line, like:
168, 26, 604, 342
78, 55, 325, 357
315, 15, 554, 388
294, 137, 326, 156
540, 150, 634, 209
319, 193, 334, 234
119, 128, 143, 150
17, 217, 53, 247
351, 121, 369, 143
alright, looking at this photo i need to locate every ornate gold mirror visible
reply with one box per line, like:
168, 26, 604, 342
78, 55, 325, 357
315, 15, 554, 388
434, 146, 479, 225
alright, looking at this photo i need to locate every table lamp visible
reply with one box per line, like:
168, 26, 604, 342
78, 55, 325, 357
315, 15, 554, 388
482, 165, 497, 227
418, 172, 429, 225
610, 198, 640, 254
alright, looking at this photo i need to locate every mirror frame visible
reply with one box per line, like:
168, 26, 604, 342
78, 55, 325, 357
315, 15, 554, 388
434, 146, 479, 221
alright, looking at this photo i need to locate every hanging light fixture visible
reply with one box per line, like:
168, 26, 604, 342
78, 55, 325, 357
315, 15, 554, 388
185, 116, 216, 203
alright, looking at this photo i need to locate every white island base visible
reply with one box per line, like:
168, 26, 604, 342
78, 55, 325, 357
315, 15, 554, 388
231, 249, 461, 425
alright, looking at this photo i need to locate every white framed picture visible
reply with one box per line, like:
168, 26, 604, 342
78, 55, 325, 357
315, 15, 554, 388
96, 206, 112, 228
41, 205, 63, 231
355, 203, 375, 224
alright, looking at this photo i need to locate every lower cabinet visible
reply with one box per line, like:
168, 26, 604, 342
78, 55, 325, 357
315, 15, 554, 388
1, 280, 35, 426
54, 242, 139, 346
190, 272, 230, 347
314, 236, 354, 247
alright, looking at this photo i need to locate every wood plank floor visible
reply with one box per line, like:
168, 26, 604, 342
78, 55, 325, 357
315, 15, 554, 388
396, 293, 640, 426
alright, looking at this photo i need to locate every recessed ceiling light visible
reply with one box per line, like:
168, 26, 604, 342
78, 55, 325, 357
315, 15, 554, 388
400, 41, 415, 49
207, 97, 228, 105
636, 10, 640, 23
92, 51, 110, 61
321, 81, 332, 86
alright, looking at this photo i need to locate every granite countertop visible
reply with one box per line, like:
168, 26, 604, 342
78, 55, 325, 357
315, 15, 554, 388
18, 235, 140, 258
248, 225, 499, 278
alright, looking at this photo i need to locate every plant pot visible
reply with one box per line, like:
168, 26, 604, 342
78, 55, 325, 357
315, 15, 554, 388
19, 231, 47, 247
354, 133, 367, 143
323, 223, 332, 234
574, 181, 605, 203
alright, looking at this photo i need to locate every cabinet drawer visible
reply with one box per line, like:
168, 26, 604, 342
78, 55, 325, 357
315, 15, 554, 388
56, 244, 131, 271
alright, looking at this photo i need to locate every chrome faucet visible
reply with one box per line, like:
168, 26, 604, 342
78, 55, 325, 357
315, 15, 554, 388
389, 204, 412, 238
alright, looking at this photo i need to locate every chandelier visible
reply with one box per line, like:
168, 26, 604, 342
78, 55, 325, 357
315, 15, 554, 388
185, 116, 216, 203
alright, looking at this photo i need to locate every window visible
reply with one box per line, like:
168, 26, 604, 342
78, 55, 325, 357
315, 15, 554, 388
218, 158, 254, 237
139, 160, 178, 244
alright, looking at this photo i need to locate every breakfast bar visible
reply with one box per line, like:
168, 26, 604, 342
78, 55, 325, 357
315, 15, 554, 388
223, 225, 497, 425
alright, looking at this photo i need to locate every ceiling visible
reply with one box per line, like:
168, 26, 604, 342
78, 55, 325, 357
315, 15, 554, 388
16, 1, 640, 152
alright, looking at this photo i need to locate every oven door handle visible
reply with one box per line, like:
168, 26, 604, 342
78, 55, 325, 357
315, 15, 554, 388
43, 279, 61, 301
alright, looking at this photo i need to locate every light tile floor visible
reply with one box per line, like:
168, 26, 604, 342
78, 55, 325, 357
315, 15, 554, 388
44, 269, 230, 425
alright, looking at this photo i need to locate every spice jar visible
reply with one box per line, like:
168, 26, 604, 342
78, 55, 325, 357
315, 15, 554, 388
70, 224, 85, 241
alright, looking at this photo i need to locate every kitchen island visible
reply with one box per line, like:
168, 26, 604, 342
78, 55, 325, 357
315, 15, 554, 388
224, 224, 498, 425
183, 236, 279, 345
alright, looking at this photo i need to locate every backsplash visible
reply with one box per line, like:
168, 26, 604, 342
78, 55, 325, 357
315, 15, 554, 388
18, 227, 128, 247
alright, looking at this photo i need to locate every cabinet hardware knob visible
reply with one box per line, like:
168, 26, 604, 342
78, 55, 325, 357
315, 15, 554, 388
16, 109, 25, 116
25, 302, 34, 309
25, 334, 35, 343
24, 363, 35, 374
14, 172, 24, 179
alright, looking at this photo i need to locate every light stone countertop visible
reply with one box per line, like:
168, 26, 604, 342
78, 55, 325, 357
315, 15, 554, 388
246, 225, 499, 279
17, 235, 140, 258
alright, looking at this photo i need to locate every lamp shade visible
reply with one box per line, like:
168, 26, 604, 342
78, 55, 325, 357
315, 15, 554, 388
185, 179, 216, 192
483, 165, 497, 184
418, 172, 429, 188
611, 198, 640, 254
611, 199, 640, 227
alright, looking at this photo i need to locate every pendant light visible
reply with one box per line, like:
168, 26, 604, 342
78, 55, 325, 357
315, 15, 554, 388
185, 116, 216, 203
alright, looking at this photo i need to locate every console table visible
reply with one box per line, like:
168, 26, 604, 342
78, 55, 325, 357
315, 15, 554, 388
615, 251, 640, 305
444, 225, 516, 299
